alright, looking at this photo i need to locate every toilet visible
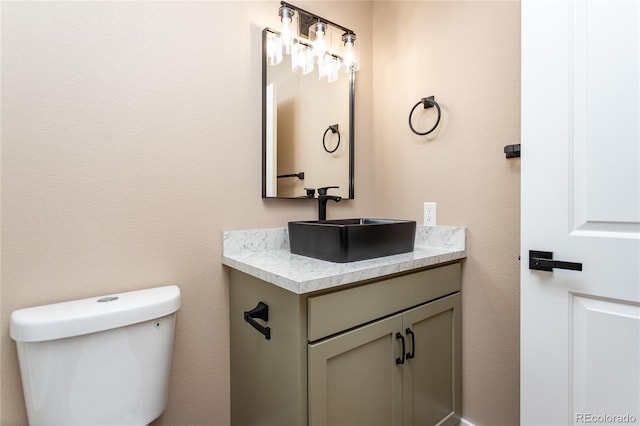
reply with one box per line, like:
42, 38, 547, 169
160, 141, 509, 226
10, 285, 181, 426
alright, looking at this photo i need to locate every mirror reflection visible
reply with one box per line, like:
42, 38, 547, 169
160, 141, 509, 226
262, 28, 354, 199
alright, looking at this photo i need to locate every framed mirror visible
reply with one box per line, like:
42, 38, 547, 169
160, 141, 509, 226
262, 28, 355, 199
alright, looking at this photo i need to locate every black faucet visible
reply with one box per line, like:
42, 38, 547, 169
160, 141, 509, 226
317, 186, 342, 221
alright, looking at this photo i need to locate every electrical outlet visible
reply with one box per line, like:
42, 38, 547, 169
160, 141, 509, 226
424, 202, 437, 226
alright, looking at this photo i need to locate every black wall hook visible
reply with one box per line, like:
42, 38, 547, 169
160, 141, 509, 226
408, 96, 442, 136
504, 144, 521, 158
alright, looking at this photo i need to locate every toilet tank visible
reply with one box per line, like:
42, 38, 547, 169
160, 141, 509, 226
10, 285, 181, 426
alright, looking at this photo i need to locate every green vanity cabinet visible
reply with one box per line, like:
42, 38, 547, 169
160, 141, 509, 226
308, 293, 461, 426
229, 262, 462, 426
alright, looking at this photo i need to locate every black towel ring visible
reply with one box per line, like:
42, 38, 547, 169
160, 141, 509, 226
408, 96, 441, 136
323, 124, 341, 153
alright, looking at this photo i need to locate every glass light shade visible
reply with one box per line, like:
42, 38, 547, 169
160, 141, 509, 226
291, 42, 314, 75
279, 6, 295, 54
309, 22, 328, 60
340, 32, 360, 73
319, 54, 340, 83
266, 31, 283, 66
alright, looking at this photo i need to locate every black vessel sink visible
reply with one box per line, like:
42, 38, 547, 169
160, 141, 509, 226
288, 218, 417, 263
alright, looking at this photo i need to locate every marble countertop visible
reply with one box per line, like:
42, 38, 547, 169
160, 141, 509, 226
222, 225, 466, 294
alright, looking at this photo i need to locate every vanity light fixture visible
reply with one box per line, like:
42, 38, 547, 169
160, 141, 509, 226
269, 1, 360, 81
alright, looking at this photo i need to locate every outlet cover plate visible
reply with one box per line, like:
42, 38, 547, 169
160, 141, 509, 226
424, 202, 437, 226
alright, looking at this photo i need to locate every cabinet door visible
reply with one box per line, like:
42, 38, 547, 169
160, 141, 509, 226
402, 293, 462, 426
308, 314, 404, 426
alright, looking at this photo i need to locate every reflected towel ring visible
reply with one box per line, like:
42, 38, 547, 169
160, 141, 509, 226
323, 124, 341, 153
408, 96, 441, 136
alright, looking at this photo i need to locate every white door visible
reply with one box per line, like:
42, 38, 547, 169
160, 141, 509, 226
521, 1, 640, 425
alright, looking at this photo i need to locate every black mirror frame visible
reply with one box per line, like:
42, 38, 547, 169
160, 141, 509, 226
261, 28, 355, 200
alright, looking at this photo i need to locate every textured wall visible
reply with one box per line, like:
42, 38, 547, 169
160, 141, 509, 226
372, 2, 521, 425
1, 1, 520, 425
0, 2, 373, 425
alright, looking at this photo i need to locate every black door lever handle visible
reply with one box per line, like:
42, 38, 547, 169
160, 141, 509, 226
529, 250, 582, 272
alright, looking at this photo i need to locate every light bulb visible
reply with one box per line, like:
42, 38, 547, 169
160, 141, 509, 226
341, 32, 360, 73
310, 22, 327, 60
279, 6, 295, 54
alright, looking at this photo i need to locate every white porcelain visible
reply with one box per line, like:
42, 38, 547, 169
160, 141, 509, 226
10, 286, 181, 426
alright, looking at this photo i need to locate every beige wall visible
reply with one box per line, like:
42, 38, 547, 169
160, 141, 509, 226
1, 1, 519, 426
0, 2, 373, 425
372, 2, 521, 425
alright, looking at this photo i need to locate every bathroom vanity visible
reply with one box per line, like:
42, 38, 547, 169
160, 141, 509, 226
223, 226, 466, 426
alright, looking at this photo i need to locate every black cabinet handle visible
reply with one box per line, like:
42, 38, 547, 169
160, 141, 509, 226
395, 332, 406, 365
405, 328, 416, 360
244, 302, 271, 340
529, 250, 583, 272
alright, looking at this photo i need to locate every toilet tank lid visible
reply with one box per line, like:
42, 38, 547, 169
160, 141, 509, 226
10, 285, 181, 343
